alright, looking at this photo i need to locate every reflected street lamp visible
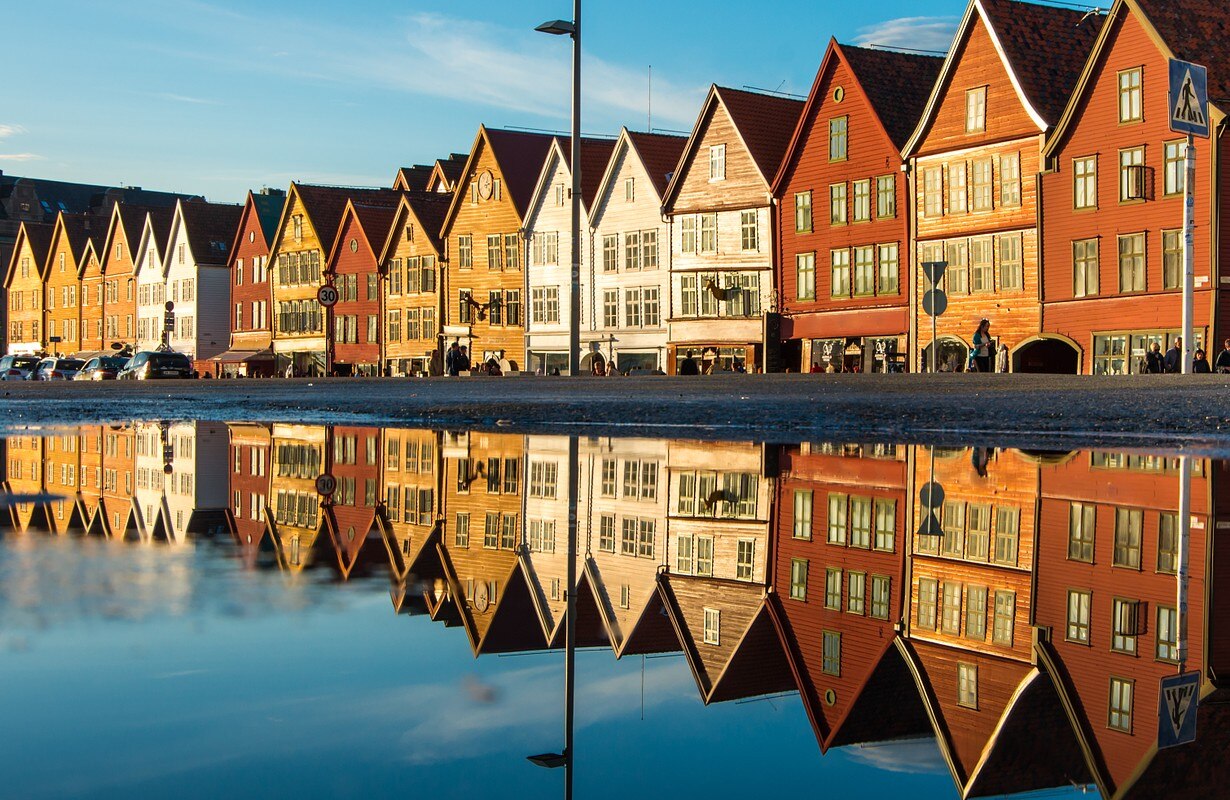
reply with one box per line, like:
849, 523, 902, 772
537, 2, 581, 376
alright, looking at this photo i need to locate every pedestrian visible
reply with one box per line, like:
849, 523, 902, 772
445, 341, 460, 377
591, 357, 605, 376
996, 343, 1010, 373
972, 318, 993, 373
810, 361, 823, 373
1164, 337, 1183, 373
485, 353, 502, 376
605, 361, 619, 376
1216, 339, 1230, 374
678, 350, 699, 376
285, 362, 294, 379
1145, 342, 1165, 374
457, 345, 471, 374
1194, 348, 1212, 373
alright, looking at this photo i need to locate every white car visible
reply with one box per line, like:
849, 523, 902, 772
31, 357, 86, 381
0, 354, 40, 380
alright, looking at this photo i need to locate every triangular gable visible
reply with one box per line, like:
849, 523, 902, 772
392, 165, 433, 192
427, 153, 468, 193
3, 221, 54, 289
440, 126, 559, 237
131, 206, 175, 283
325, 199, 398, 272
267, 183, 401, 266
473, 557, 549, 655
589, 128, 685, 227
375, 193, 449, 267
42, 212, 92, 281
533, 558, 610, 650
226, 191, 286, 266
618, 580, 681, 657
76, 236, 103, 281
1034, 637, 1115, 798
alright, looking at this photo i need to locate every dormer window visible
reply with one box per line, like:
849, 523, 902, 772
405, 224, 415, 242
625, 177, 635, 202
292, 214, 304, 242
965, 87, 987, 133
829, 117, 848, 162
1119, 68, 1143, 123
709, 145, 726, 181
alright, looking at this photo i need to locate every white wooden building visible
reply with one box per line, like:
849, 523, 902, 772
164, 200, 242, 364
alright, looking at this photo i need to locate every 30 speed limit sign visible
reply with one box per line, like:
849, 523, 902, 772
317, 284, 339, 307
314, 473, 337, 496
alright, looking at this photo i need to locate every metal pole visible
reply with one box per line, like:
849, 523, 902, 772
930, 310, 937, 374
1177, 454, 1191, 671
568, 0, 582, 377
1182, 133, 1196, 374
564, 434, 578, 800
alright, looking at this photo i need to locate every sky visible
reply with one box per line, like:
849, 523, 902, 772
0, 0, 992, 203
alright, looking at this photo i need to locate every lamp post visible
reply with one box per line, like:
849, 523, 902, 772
537, 1, 581, 376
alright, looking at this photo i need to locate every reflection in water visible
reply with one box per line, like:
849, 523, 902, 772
2, 425, 1229, 799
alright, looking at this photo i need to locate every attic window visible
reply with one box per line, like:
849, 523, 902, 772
709, 145, 726, 181
703, 607, 720, 645
405, 224, 415, 242
349, 238, 359, 253
833, 86, 845, 103
249, 231, 256, 243
555, 184, 565, 206
965, 87, 987, 133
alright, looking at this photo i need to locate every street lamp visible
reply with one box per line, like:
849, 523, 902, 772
537, 2, 581, 376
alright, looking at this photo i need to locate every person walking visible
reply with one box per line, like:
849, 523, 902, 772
1145, 342, 1165, 374
1193, 348, 1212, 373
457, 345, 471, 374
1215, 339, 1230, 373
972, 319, 993, 373
1164, 337, 1183, 373
678, 350, 699, 376
445, 341, 460, 377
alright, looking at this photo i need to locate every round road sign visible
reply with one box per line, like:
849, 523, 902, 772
919, 481, 945, 509
314, 473, 337, 496
317, 285, 339, 308
922, 289, 948, 318
165, 300, 175, 312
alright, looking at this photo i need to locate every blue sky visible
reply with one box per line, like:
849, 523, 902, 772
1, 0, 972, 203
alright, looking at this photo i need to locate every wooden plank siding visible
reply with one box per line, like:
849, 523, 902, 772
322, 425, 384, 578
3, 434, 45, 532
44, 215, 87, 357
267, 424, 328, 572
380, 196, 449, 376
1040, 5, 1222, 373
326, 206, 388, 375
227, 423, 272, 565
98, 205, 141, 353
78, 241, 104, 354
4, 223, 50, 353
223, 191, 282, 375
381, 427, 442, 582
99, 425, 136, 540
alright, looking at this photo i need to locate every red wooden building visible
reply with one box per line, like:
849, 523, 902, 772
227, 422, 272, 567
326, 200, 398, 376
1039, 0, 1230, 373
214, 189, 284, 377
773, 42, 941, 373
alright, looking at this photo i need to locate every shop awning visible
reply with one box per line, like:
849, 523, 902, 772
212, 349, 275, 363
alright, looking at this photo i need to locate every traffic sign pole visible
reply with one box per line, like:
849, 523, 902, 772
1183, 134, 1195, 374
1169, 58, 1208, 374
1177, 454, 1191, 671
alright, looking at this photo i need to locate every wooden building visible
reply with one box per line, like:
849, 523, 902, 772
161, 421, 230, 543
133, 208, 176, 352
903, 0, 1102, 372
164, 200, 244, 369
42, 430, 85, 534
266, 424, 328, 572
214, 189, 284, 377
2, 433, 46, 532
44, 213, 100, 359
439, 127, 557, 371
97, 424, 136, 541
663, 86, 803, 374
773, 42, 941, 373
268, 184, 400, 377
584, 129, 686, 374
99, 204, 163, 355
1039, 0, 1230, 373
427, 154, 469, 194
320, 425, 385, 580
326, 200, 397, 376
77, 426, 104, 532
3, 222, 53, 355
523, 135, 617, 374
77, 237, 106, 358
378, 426, 442, 591
377, 191, 452, 376
227, 422, 272, 566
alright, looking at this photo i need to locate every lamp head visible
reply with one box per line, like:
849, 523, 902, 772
535, 19, 576, 36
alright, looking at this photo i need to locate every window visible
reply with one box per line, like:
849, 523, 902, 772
1158, 513, 1178, 574
709, 145, 726, 181
1113, 598, 1140, 654
680, 217, 697, 254
736, 539, 755, 581
1120, 147, 1146, 201
830, 249, 850, 298
602, 234, 619, 272
1164, 140, 1186, 196
740, 210, 759, 251
676, 534, 693, 573
1118, 68, 1142, 123
1073, 238, 1099, 298
871, 575, 891, 619
827, 493, 847, 544
624, 288, 642, 328
852, 180, 871, 222
941, 582, 962, 634
849, 496, 871, 548
602, 289, 619, 328
505, 290, 521, 326
829, 116, 848, 161
992, 590, 1015, 646
1109, 677, 1134, 732
948, 162, 967, 214
966, 504, 990, 561
1067, 590, 1091, 643
486, 234, 502, 271
830, 183, 847, 225
795, 253, 816, 301
1114, 508, 1142, 568
1156, 605, 1178, 661
795, 191, 813, 232
1000, 153, 1021, 207
528, 461, 558, 498
703, 608, 721, 645
454, 513, 470, 547
699, 214, 718, 253
503, 234, 519, 270
853, 247, 875, 297
876, 175, 896, 218
945, 240, 969, 295
917, 578, 938, 630
994, 507, 1019, 566
970, 237, 994, 293
599, 515, 615, 552
923, 167, 943, 217
822, 631, 841, 675
601, 459, 617, 497
696, 536, 714, 576
1074, 156, 1098, 209
1068, 503, 1096, 562
958, 663, 978, 709
793, 490, 813, 539
624, 177, 635, 201
620, 518, 638, 555
1118, 234, 1146, 293
878, 243, 900, 295
966, 586, 988, 640
873, 499, 895, 551
971, 157, 993, 211
1162, 229, 1182, 290
790, 558, 808, 601
457, 236, 472, 269
965, 87, 987, 133
825, 568, 842, 610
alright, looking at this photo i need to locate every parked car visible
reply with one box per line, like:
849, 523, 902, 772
31, 357, 86, 381
117, 351, 194, 380
0, 354, 41, 381
73, 355, 130, 381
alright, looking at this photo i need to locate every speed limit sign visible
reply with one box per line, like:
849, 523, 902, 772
317, 284, 339, 308
314, 473, 337, 496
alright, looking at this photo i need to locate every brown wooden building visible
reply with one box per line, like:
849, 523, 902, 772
903, 0, 1102, 372
773, 41, 941, 373
77, 238, 106, 357
440, 127, 557, 371
4, 222, 53, 355
227, 422, 272, 566
326, 201, 397, 376
1040, 0, 1230, 373
44, 213, 101, 359
214, 189, 284, 377
378, 192, 452, 376
99, 204, 168, 355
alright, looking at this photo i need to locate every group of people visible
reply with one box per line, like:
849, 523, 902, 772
1144, 337, 1230, 374
444, 342, 511, 376
677, 350, 746, 376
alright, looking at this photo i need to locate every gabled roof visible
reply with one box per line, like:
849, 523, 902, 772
42, 213, 100, 280
76, 236, 103, 279
3, 221, 53, 289
376, 191, 453, 266
131, 206, 176, 281
273, 183, 402, 257
0, 173, 199, 222
326, 199, 398, 269
393, 165, 433, 192
903, 0, 1104, 156
100, 203, 167, 275
441, 126, 559, 234
590, 128, 687, 221
225, 190, 285, 266
662, 85, 804, 210
1044, 0, 1230, 160
428, 153, 469, 193
173, 199, 244, 268
525, 135, 618, 223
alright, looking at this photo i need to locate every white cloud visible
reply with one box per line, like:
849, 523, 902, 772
842, 736, 948, 774
0, 153, 44, 162
854, 16, 959, 53
0, 123, 27, 140
151, 92, 223, 106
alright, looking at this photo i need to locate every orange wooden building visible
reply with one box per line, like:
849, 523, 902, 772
377, 192, 452, 376
773, 42, 940, 373
903, 0, 1102, 372
4, 222, 53, 355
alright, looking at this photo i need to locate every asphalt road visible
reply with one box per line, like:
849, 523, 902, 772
2, 373, 1229, 451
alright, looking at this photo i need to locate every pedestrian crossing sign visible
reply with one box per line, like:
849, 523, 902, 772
1170, 59, 1210, 138
1158, 671, 1200, 749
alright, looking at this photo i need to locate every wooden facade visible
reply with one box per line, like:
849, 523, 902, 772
2, 434, 45, 532
216, 190, 284, 377
321, 425, 384, 579
379, 427, 442, 587
904, 0, 1102, 372
98, 424, 136, 540
134, 209, 175, 352
77, 238, 105, 356
774, 42, 941, 373
98, 204, 151, 354
377, 192, 451, 376
326, 201, 395, 376
266, 424, 328, 571
227, 422, 272, 566
164, 200, 244, 368
3, 222, 52, 355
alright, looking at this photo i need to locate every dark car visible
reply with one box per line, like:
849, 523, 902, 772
74, 355, 130, 381
31, 357, 86, 381
117, 351, 194, 380
0, 354, 41, 381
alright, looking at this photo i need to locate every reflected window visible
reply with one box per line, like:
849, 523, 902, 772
696, 537, 714, 577
873, 499, 896, 551
966, 504, 991, 561
941, 502, 965, 557
825, 568, 843, 610
822, 631, 841, 676
917, 578, 938, 630
850, 497, 871, 548
790, 558, 809, 601
965, 586, 988, 640
1066, 590, 1091, 643
599, 515, 616, 553
1068, 503, 1095, 562
871, 576, 891, 620
957, 663, 978, 709
736, 540, 755, 581
992, 590, 1015, 646
1158, 514, 1178, 574
793, 490, 813, 539
827, 493, 847, 544
1112, 598, 1140, 654
703, 608, 720, 645
676, 535, 693, 574
455, 513, 470, 547
994, 507, 1020, 566
941, 582, 962, 634
848, 572, 866, 615
1113, 508, 1143, 568
1157, 606, 1179, 662
1109, 677, 1134, 732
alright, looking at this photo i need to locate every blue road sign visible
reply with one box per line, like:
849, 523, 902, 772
1170, 59, 1210, 138
1158, 671, 1200, 749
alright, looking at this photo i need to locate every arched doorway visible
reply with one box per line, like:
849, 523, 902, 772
922, 337, 969, 372
1014, 337, 1079, 374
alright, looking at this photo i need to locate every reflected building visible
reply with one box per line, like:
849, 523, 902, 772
3, 432, 47, 532
378, 427, 442, 612
320, 425, 385, 579
227, 423, 272, 565
43, 430, 84, 534
267, 424, 327, 571
77, 426, 103, 533
97, 425, 136, 540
